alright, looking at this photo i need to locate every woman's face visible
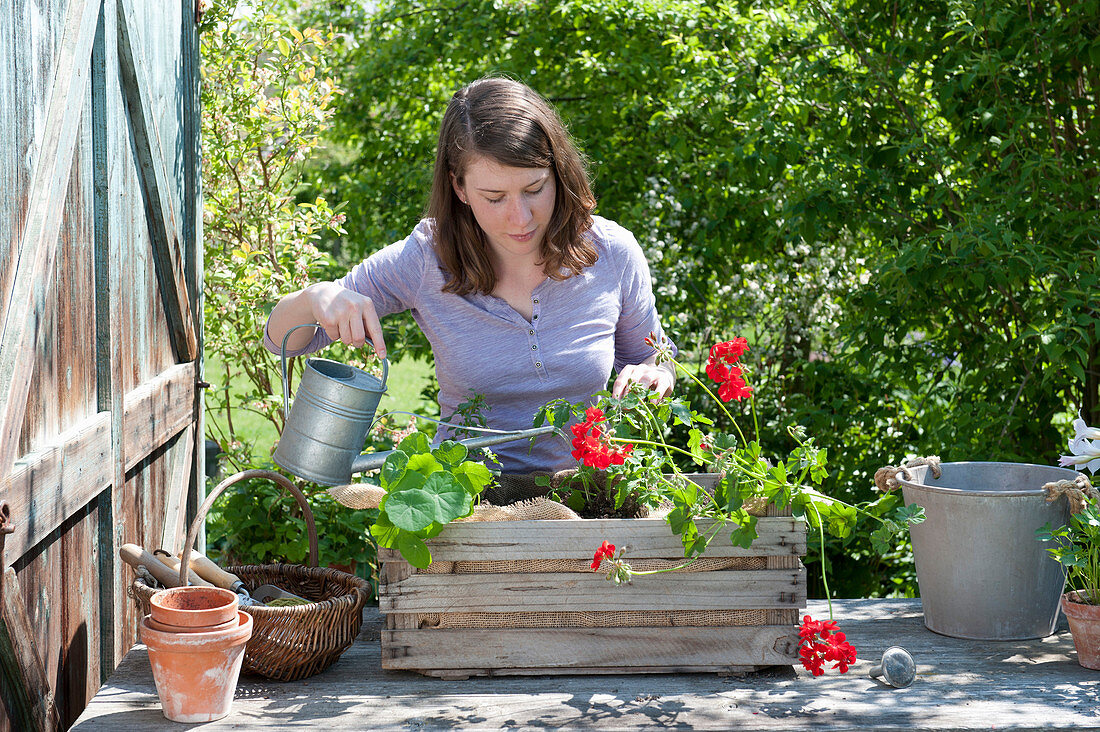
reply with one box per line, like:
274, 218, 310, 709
453, 155, 556, 262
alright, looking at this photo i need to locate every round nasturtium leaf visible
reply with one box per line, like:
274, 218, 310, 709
384, 472, 470, 530
450, 460, 494, 494
381, 451, 409, 488
432, 440, 468, 466
406, 452, 442, 476
398, 431, 430, 455
397, 533, 431, 569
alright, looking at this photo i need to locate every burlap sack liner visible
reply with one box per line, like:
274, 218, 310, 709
328, 482, 775, 629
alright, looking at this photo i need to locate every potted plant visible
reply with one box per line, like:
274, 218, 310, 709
340, 334, 924, 677
1039, 417, 1100, 669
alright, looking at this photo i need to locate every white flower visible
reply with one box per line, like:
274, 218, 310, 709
1071, 417, 1100, 441
1059, 417, 1100, 474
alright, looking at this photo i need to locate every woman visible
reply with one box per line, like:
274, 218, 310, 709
265, 77, 675, 476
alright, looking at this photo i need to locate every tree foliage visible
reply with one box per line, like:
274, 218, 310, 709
201, 0, 346, 466
303, 0, 1099, 595
200, 1, 386, 574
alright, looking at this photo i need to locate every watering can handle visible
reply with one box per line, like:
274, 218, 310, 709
279, 323, 390, 418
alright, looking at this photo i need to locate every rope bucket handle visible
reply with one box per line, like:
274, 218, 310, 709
178, 469, 319, 587
874, 456, 942, 493
1042, 473, 1098, 514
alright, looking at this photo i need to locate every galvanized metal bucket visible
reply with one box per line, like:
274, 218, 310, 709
273, 324, 388, 486
896, 461, 1074, 640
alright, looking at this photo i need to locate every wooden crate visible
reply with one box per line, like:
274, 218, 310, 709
378, 501, 806, 678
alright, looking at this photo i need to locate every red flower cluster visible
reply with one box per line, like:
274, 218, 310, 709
571, 407, 634, 469
591, 541, 616, 571
706, 338, 754, 402
798, 615, 857, 675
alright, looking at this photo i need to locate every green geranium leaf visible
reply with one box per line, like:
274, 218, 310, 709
715, 474, 744, 513
713, 432, 738, 451
670, 401, 693, 426
870, 527, 894, 555
678, 519, 700, 555
692, 412, 714, 427
685, 532, 710, 557
729, 515, 759, 549
895, 503, 926, 525
397, 533, 432, 568
667, 505, 692, 534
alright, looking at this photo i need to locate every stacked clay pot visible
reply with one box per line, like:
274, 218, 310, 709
141, 586, 253, 723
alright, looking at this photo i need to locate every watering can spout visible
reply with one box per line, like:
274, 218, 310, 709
349, 425, 557, 476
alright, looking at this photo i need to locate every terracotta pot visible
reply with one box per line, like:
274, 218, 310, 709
1061, 591, 1100, 670
149, 586, 238, 628
144, 615, 238, 634
141, 609, 253, 723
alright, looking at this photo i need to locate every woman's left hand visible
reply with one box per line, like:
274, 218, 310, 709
612, 362, 675, 399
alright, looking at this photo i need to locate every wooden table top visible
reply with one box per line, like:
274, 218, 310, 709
72, 598, 1098, 730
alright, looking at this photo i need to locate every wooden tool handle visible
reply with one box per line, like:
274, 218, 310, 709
119, 544, 181, 588
182, 549, 243, 591
153, 550, 213, 587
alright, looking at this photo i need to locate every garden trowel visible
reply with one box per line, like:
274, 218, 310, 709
182, 549, 308, 606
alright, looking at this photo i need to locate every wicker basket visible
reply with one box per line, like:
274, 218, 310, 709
131, 469, 370, 681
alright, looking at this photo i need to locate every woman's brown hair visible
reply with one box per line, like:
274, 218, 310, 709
427, 77, 597, 296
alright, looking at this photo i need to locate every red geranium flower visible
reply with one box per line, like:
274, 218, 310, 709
798, 615, 856, 675
706, 339, 754, 402
591, 540, 616, 571
571, 407, 634, 469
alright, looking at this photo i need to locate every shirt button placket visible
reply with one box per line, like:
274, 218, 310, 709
530, 297, 543, 374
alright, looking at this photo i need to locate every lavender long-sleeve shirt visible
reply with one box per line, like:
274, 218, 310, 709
264, 215, 675, 473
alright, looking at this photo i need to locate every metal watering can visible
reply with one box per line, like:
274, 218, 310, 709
272, 323, 553, 485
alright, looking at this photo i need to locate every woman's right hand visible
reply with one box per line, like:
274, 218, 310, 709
306, 283, 387, 358
269, 282, 387, 359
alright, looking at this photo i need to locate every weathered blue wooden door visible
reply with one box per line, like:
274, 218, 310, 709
0, 0, 202, 728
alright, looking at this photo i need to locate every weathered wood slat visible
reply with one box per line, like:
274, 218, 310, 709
766, 501, 801, 626
421, 664, 765, 678
60, 502, 102, 725
0, 0, 101, 478
1, 363, 194, 565
380, 568, 806, 614
381, 625, 801, 671
0, 413, 111, 566
405, 516, 805, 561
115, 0, 197, 362
121, 361, 196, 472
91, 0, 127, 683
0, 568, 62, 731
158, 424, 194, 554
